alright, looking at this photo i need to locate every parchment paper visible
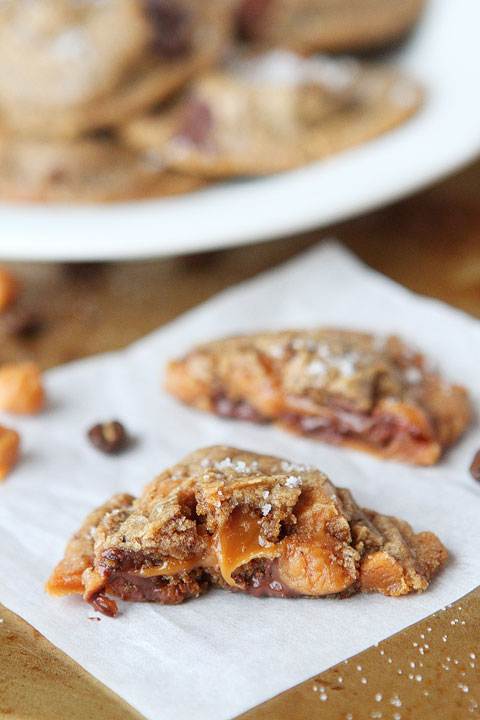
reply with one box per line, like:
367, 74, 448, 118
1, 241, 479, 720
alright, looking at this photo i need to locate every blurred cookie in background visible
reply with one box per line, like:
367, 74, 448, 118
236, 0, 426, 53
122, 51, 423, 178
0, 0, 232, 140
0, 133, 203, 203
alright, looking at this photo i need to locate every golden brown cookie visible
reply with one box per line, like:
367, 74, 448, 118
165, 330, 472, 465
0, 0, 232, 139
236, 0, 425, 54
0, 133, 203, 203
122, 51, 423, 178
46, 446, 447, 615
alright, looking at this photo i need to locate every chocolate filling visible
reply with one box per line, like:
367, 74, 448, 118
285, 409, 428, 450
88, 568, 208, 616
212, 392, 267, 424
231, 558, 301, 598
144, 0, 192, 58
236, 0, 274, 41
211, 388, 429, 451
176, 98, 214, 148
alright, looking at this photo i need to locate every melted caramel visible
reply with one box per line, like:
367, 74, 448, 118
359, 551, 409, 596
138, 558, 200, 577
278, 532, 356, 595
213, 507, 280, 586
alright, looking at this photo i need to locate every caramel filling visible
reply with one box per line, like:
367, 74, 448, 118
213, 507, 280, 586
138, 558, 201, 577
213, 505, 356, 595
278, 533, 356, 595
82, 504, 357, 603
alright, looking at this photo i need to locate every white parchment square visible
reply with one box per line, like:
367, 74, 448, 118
0, 241, 479, 720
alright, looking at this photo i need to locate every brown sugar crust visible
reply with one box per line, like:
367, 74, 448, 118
236, 0, 425, 54
121, 54, 423, 179
0, 0, 231, 140
165, 330, 472, 465
0, 134, 203, 203
46, 446, 448, 615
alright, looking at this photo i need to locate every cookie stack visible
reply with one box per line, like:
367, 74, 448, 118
0, 0, 231, 202
0, 0, 425, 203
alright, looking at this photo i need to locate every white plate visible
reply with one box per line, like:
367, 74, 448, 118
0, 0, 479, 262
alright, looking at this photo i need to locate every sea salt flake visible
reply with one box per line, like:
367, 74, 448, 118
307, 359, 327, 377
216, 457, 233, 470
261, 503, 272, 516
268, 344, 284, 359
285, 475, 302, 488
269, 581, 282, 592
404, 366, 422, 384
50, 27, 91, 62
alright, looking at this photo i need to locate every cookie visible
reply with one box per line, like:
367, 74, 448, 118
236, 0, 425, 54
0, 0, 232, 139
165, 329, 472, 465
122, 51, 423, 178
46, 446, 447, 615
0, 133, 203, 203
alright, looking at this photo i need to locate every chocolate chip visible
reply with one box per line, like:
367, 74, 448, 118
176, 97, 213, 147
236, 0, 272, 41
0, 307, 42, 338
470, 450, 480, 482
144, 0, 192, 58
213, 393, 266, 423
88, 421, 129, 454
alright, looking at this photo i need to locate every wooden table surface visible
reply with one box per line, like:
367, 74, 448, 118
1, 158, 480, 720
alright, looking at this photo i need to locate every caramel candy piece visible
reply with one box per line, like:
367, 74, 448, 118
0, 267, 18, 312
0, 362, 45, 414
46, 446, 447, 616
0, 425, 20, 481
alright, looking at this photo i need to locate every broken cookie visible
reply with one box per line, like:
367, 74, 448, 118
46, 446, 448, 616
122, 51, 422, 178
236, 0, 425, 54
165, 330, 472, 465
